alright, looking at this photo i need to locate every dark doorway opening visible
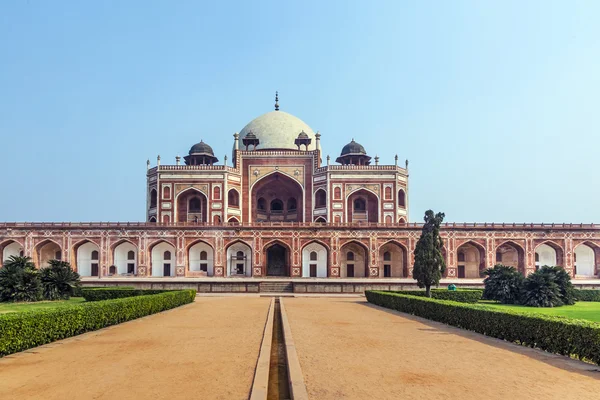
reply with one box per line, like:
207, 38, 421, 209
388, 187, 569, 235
347, 264, 355, 277
91, 263, 99, 277
163, 263, 171, 276
310, 264, 317, 277
384, 264, 391, 277
458, 265, 465, 278
267, 244, 288, 276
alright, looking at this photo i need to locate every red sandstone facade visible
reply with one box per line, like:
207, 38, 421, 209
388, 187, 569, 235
1, 101, 599, 281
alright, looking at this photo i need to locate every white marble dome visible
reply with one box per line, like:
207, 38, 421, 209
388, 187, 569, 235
238, 111, 316, 150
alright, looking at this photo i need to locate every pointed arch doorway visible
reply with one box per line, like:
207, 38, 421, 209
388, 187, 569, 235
266, 243, 289, 276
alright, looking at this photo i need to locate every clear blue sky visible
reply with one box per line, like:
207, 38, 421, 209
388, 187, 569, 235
1, 1, 598, 223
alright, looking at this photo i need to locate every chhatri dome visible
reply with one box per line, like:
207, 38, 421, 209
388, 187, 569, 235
238, 92, 316, 151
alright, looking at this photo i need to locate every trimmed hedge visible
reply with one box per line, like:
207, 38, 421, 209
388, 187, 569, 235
574, 289, 600, 302
0, 289, 196, 357
392, 289, 483, 303
81, 287, 170, 302
366, 290, 600, 365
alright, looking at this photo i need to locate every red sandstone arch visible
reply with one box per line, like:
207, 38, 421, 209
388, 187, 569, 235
534, 240, 564, 267
573, 241, 600, 276
251, 172, 304, 223
109, 239, 138, 267
346, 188, 379, 223
71, 239, 101, 274
175, 188, 208, 223
33, 239, 62, 269
456, 240, 486, 278
378, 240, 408, 277
0, 239, 25, 267
340, 240, 370, 278
495, 240, 526, 275
263, 239, 292, 277
228, 188, 240, 207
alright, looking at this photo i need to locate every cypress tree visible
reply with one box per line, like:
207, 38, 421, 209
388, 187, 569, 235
413, 210, 446, 297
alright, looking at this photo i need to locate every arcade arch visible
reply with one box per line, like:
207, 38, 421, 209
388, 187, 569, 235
456, 241, 485, 278
265, 241, 290, 277
189, 241, 214, 276
35, 240, 62, 269
340, 241, 368, 278
302, 242, 328, 277
226, 241, 252, 276
495, 241, 525, 274
1, 241, 23, 266
346, 189, 379, 223
379, 242, 406, 278
150, 241, 176, 277
535, 242, 563, 269
176, 188, 208, 223
113, 241, 137, 275
76, 241, 101, 277
574, 243, 597, 277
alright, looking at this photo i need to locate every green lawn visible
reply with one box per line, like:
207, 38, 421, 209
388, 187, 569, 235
478, 301, 600, 323
0, 298, 86, 314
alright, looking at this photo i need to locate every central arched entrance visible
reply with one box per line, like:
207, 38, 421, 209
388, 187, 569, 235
252, 172, 303, 222
266, 243, 289, 276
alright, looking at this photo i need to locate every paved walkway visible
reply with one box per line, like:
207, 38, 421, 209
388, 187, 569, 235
284, 298, 600, 400
0, 297, 271, 400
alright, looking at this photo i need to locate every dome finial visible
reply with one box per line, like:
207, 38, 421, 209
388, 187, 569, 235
275, 91, 279, 111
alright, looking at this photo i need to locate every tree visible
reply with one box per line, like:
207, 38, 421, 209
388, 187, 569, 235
413, 210, 446, 297
39, 260, 81, 300
0, 256, 41, 302
483, 264, 524, 304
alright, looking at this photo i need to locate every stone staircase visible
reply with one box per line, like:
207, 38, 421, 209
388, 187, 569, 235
260, 281, 293, 293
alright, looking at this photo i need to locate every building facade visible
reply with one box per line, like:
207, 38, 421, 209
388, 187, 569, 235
1, 98, 600, 282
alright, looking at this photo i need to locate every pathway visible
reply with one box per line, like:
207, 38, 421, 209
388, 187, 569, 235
0, 297, 271, 400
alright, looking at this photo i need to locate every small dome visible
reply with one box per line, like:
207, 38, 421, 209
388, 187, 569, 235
189, 140, 214, 156
244, 131, 258, 140
340, 139, 367, 156
297, 130, 309, 139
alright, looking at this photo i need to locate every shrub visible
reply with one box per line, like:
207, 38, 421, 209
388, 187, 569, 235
483, 264, 524, 304
574, 289, 600, 302
0, 289, 196, 357
0, 256, 41, 302
520, 266, 575, 307
39, 260, 81, 300
365, 290, 600, 365
540, 266, 575, 305
520, 271, 561, 307
81, 288, 172, 302
392, 289, 482, 303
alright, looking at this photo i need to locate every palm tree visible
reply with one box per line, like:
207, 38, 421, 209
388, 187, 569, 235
0, 256, 41, 302
39, 260, 81, 300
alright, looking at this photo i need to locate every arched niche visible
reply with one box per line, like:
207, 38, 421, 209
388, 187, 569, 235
302, 242, 328, 277
189, 241, 214, 276
150, 241, 176, 277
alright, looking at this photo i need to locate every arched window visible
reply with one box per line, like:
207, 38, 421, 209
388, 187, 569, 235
189, 197, 202, 212
109, 265, 116, 275
310, 251, 318, 261
200, 250, 207, 260
162, 214, 170, 224
213, 186, 221, 200
236, 251, 244, 260
270, 199, 283, 212
457, 252, 465, 262
150, 189, 157, 208
315, 190, 326, 208
398, 189, 406, 207
384, 186, 392, 199
228, 190, 240, 207
257, 197, 267, 211
149, 216, 157, 223
163, 186, 171, 200
385, 215, 392, 224
127, 250, 135, 260
334, 187, 342, 199
353, 198, 366, 211
287, 198, 297, 212
398, 217, 406, 224
213, 215, 221, 224
347, 251, 355, 261
164, 251, 171, 260
91, 250, 99, 260
315, 217, 326, 223
383, 251, 391, 261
